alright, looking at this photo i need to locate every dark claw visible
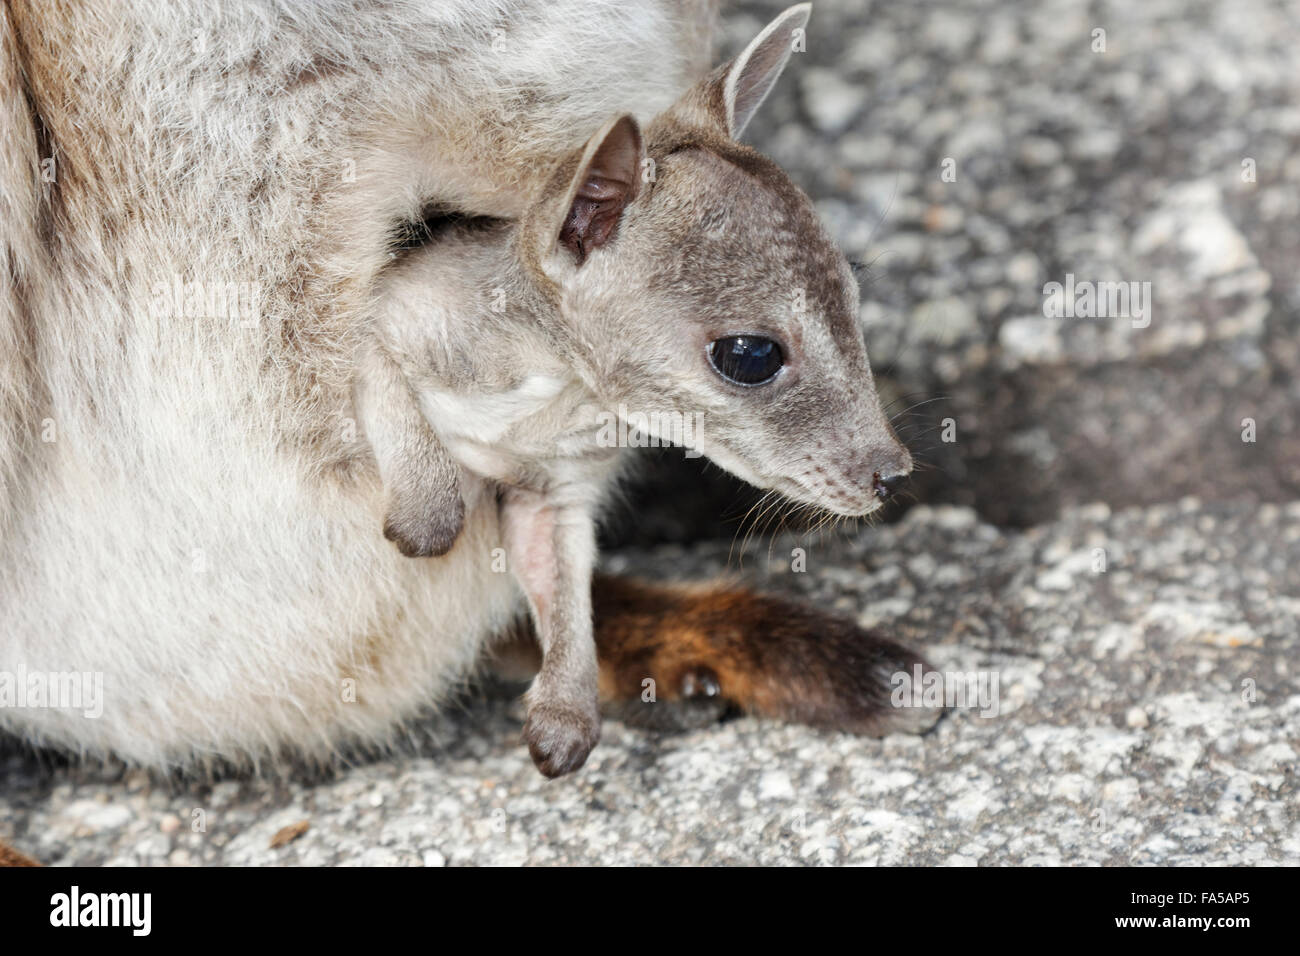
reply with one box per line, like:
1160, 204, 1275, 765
522, 704, 600, 778
680, 665, 721, 699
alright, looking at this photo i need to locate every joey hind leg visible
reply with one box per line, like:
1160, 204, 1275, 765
501, 488, 601, 778
590, 575, 945, 736
355, 343, 464, 557
489, 606, 729, 733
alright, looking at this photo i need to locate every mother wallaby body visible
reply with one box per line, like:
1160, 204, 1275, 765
0, 0, 936, 775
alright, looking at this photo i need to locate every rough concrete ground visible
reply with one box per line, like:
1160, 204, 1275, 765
3, 500, 1296, 865
3, 0, 1299, 864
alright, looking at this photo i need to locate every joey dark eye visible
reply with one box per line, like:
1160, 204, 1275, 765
707, 335, 784, 386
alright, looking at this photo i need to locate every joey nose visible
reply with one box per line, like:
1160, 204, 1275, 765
872, 471, 907, 501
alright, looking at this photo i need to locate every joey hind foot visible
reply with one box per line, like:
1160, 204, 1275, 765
382, 483, 465, 558
523, 699, 601, 778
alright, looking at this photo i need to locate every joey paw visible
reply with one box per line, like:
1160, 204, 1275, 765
382, 494, 464, 558
522, 702, 601, 778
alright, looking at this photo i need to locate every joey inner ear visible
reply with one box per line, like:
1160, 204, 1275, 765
558, 115, 642, 265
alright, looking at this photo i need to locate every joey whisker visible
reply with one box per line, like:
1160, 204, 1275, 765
749, 489, 791, 558
888, 395, 951, 426
732, 488, 785, 569
880, 390, 934, 415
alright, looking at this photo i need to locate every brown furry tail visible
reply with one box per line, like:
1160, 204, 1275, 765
0, 840, 41, 866
590, 574, 944, 735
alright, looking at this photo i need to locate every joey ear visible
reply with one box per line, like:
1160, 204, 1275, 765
720, 2, 810, 138
555, 114, 643, 265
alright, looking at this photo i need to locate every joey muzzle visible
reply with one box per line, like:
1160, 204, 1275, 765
873, 471, 907, 501
833, 415, 913, 507
868, 440, 912, 502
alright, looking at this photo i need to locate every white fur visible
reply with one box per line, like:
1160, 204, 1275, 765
0, 0, 718, 767
423, 375, 570, 447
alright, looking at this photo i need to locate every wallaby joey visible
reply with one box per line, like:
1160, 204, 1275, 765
361, 7, 914, 775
